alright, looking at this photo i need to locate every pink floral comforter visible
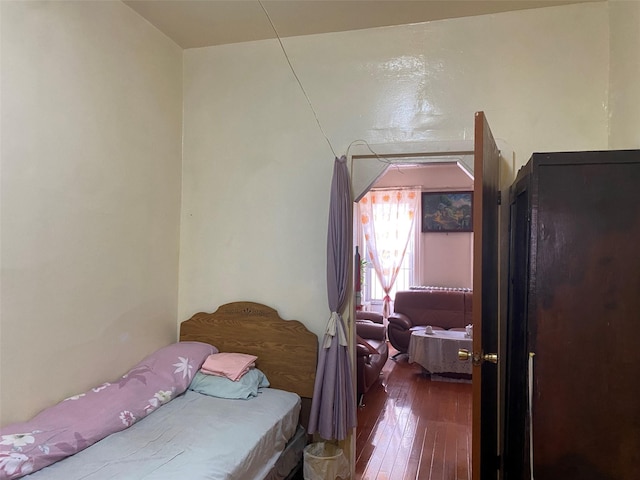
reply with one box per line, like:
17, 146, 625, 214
0, 341, 216, 479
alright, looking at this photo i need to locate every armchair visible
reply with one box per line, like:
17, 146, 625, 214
355, 311, 388, 404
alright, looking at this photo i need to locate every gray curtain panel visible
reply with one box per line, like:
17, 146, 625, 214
308, 155, 357, 441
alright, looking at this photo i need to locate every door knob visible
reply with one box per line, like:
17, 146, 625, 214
483, 353, 498, 364
458, 349, 499, 365
458, 349, 472, 361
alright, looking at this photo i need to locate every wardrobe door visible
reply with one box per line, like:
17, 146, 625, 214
530, 151, 640, 480
503, 170, 531, 480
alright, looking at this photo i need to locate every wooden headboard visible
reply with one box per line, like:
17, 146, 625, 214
179, 301, 318, 399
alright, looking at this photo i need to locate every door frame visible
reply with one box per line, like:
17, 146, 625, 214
349, 141, 475, 478
348, 130, 513, 479
350, 140, 475, 203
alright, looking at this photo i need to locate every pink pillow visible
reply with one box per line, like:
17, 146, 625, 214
200, 352, 258, 381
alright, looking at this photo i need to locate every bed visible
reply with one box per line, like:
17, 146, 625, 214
0, 302, 318, 480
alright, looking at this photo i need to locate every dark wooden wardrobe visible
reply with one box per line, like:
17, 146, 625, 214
502, 150, 640, 480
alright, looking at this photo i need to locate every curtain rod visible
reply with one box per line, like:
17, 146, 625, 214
368, 186, 422, 192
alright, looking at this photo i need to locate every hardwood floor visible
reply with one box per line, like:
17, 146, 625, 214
355, 345, 472, 480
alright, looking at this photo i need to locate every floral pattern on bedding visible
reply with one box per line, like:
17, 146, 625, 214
0, 341, 217, 480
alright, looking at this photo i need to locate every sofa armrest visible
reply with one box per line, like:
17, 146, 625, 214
356, 320, 386, 341
387, 312, 412, 330
357, 341, 378, 357
356, 310, 384, 324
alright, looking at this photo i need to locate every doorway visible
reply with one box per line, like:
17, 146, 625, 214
350, 113, 506, 480
351, 143, 475, 479
350, 140, 476, 316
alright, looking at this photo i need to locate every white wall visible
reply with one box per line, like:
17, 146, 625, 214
608, 0, 640, 149
0, 1, 183, 425
371, 164, 474, 289
2, 0, 635, 428
180, 2, 610, 339
180, 41, 333, 338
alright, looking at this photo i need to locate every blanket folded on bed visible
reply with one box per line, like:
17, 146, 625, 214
0, 341, 216, 480
200, 352, 257, 381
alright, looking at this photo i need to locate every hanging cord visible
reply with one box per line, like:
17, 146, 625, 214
258, 1, 337, 158
346, 139, 406, 175
346, 139, 390, 165
346, 138, 468, 178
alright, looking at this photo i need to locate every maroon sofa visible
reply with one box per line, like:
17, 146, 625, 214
355, 311, 388, 403
387, 288, 472, 355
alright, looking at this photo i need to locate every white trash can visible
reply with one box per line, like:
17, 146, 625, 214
303, 442, 349, 480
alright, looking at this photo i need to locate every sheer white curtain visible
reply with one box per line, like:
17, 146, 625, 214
358, 188, 420, 318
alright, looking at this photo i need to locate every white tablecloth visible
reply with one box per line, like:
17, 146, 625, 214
408, 329, 472, 374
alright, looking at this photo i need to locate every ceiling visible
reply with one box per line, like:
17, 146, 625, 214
123, 0, 600, 49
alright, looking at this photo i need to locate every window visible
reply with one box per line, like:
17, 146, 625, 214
358, 188, 420, 312
362, 233, 415, 306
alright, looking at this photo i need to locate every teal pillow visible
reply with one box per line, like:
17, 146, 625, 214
188, 368, 270, 400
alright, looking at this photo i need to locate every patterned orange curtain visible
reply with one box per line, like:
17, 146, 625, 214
359, 188, 420, 318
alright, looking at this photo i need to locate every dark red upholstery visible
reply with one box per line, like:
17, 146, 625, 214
355, 310, 384, 324
387, 289, 472, 354
355, 311, 388, 402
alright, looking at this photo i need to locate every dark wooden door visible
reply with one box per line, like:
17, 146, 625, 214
528, 151, 640, 479
472, 112, 501, 480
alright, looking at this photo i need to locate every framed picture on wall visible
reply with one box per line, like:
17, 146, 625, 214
421, 191, 473, 232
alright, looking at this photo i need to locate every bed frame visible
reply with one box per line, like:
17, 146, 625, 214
180, 301, 318, 401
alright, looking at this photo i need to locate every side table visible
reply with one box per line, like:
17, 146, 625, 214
408, 330, 472, 375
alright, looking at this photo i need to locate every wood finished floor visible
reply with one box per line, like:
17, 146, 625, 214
355, 345, 472, 480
